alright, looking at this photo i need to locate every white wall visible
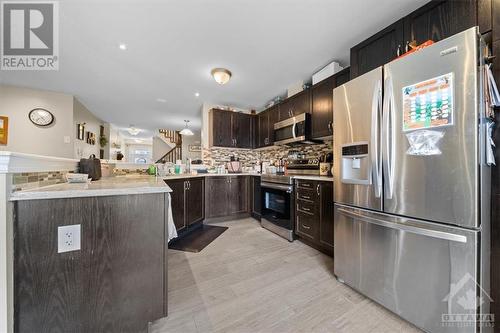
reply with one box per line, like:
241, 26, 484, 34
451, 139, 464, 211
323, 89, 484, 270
153, 136, 173, 162
73, 98, 104, 159
0, 85, 74, 158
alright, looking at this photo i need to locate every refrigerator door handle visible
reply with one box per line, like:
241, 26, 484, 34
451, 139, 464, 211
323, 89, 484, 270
371, 79, 382, 198
336, 207, 467, 243
382, 76, 396, 199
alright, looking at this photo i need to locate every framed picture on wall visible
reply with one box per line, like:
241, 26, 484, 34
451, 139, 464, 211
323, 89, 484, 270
0, 116, 8, 145
86, 132, 96, 145
77, 123, 85, 140
189, 145, 201, 152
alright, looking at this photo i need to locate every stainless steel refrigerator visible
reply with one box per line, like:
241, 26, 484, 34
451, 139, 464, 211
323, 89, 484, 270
333, 27, 491, 333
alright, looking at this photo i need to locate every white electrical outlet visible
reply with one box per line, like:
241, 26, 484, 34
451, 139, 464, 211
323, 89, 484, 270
58, 224, 81, 253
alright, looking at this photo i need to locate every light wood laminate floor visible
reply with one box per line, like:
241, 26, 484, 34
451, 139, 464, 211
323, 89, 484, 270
151, 218, 423, 333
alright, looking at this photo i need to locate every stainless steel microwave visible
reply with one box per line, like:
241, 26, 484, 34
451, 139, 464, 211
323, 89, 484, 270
273, 113, 315, 145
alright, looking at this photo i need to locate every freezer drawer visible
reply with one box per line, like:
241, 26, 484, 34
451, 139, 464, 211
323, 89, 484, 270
334, 204, 481, 333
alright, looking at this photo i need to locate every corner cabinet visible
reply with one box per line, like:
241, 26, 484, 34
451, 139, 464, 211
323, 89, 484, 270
205, 176, 249, 219
209, 109, 254, 148
165, 177, 205, 231
294, 179, 334, 255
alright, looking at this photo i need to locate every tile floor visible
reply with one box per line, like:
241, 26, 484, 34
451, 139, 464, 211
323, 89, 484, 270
151, 218, 422, 333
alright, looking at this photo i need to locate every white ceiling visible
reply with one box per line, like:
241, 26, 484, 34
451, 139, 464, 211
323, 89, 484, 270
0, 0, 428, 132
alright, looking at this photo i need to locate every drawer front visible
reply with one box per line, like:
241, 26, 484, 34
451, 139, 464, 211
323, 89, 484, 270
296, 188, 316, 201
296, 211, 318, 240
296, 180, 316, 190
296, 199, 316, 215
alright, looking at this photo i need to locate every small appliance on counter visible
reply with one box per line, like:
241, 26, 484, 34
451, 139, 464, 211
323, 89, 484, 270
226, 156, 242, 173
79, 154, 102, 181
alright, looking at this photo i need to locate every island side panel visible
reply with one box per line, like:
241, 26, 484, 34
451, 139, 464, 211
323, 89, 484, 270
14, 193, 167, 333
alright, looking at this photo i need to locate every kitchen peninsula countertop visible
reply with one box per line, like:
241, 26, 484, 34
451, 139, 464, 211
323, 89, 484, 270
10, 175, 172, 201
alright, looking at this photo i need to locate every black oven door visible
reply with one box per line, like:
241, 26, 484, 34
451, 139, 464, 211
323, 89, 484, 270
261, 182, 294, 230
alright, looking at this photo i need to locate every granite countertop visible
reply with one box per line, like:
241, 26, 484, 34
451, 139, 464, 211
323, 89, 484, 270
10, 175, 172, 201
161, 173, 332, 182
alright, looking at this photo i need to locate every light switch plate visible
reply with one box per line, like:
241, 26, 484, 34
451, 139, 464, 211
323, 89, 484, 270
58, 224, 81, 253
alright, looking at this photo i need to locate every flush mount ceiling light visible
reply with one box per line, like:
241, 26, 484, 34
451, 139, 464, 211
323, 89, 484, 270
119, 43, 127, 50
179, 120, 194, 136
127, 125, 141, 136
211, 68, 232, 85
195, 92, 200, 97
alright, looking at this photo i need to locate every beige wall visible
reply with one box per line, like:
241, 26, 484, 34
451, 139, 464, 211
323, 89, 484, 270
73, 98, 104, 159
182, 131, 202, 161
0, 85, 74, 158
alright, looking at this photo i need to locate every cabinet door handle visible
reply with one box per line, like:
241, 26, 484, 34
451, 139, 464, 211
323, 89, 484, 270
302, 207, 311, 212
316, 184, 320, 196
188, 181, 191, 190
405, 41, 410, 53
397, 44, 401, 57
302, 224, 311, 230
302, 195, 311, 200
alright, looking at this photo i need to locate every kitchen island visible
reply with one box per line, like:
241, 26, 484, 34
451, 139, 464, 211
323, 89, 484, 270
8, 174, 172, 333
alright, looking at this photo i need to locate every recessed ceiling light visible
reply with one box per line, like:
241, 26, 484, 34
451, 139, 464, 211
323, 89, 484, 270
195, 92, 200, 97
119, 43, 127, 50
156, 98, 167, 103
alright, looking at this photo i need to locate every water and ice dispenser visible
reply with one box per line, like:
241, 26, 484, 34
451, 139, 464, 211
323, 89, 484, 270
341, 142, 371, 185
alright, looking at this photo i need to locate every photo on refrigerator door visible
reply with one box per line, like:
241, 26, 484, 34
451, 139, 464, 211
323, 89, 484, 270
402, 72, 454, 132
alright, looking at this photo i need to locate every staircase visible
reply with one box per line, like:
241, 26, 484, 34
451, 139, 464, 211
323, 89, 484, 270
156, 129, 182, 163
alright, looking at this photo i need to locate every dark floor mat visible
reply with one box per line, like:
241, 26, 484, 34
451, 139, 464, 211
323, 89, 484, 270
169, 225, 228, 253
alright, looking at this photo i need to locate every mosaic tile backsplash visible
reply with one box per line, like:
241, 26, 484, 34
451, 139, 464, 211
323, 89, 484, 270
12, 171, 71, 192
203, 142, 332, 167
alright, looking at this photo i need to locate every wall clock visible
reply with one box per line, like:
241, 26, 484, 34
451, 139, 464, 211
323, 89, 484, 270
29, 108, 55, 127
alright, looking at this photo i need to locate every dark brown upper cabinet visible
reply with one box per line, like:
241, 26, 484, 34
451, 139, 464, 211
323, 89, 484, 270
311, 76, 335, 139
278, 90, 311, 121
257, 105, 279, 148
209, 109, 253, 148
311, 67, 350, 140
350, 0, 488, 79
350, 19, 404, 79
402, 0, 477, 48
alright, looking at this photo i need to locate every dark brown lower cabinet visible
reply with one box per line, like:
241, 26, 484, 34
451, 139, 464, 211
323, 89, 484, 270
250, 176, 261, 219
294, 179, 334, 255
205, 176, 249, 219
14, 194, 168, 333
165, 178, 205, 231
